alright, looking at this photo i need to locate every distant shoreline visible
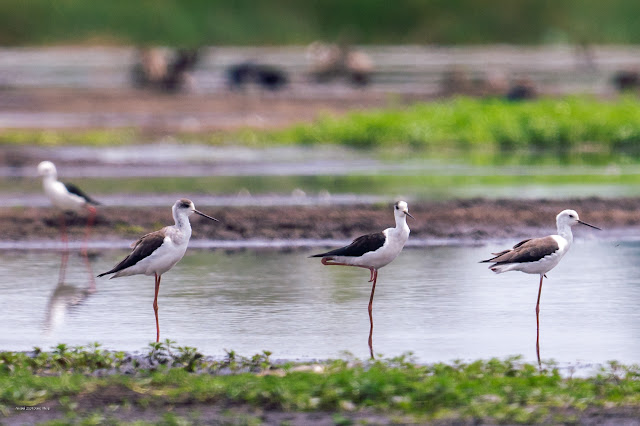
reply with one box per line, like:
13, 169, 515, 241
1, 197, 637, 243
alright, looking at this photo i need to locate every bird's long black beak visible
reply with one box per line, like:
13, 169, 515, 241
578, 219, 600, 230
195, 209, 219, 222
405, 211, 415, 220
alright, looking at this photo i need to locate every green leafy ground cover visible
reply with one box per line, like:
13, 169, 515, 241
273, 97, 640, 152
2, 341, 640, 424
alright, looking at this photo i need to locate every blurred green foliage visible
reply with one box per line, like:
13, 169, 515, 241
275, 97, 640, 152
3, 0, 640, 45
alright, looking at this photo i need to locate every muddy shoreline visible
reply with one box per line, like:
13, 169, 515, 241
2, 197, 638, 243
0, 87, 419, 132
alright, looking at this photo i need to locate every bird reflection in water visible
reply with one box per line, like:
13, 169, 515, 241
43, 249, 96, 335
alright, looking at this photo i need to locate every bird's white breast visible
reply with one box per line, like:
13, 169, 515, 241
43, 180, 85, 211
508, 235, 570, 275
343, 225, 410, 269
141, 234, 189, 276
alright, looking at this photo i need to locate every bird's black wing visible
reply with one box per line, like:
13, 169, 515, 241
310, 232, 386, 258
97, 230, 166, 277
63, 182, 101, 205
481, 236, 559, 265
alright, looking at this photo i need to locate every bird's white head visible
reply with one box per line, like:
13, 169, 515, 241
556, 209, 580, 227
174, 198, 196, 216
556, 209, 600, 230
37, 161, 57, 179
394, 200, 414, 220
172, 199, 219, 222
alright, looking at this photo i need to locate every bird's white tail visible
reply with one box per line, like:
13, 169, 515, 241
490, 264, 516, 274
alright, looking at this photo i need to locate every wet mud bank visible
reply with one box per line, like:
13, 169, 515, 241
0, 87, 411, 132
1, 197, 638, 243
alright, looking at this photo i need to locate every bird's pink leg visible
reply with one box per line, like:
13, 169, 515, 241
320, 258, 379, 358
321, 258, 374, 277
59, 212, 68, 252
82, 206, 97, 256
57, 250, 69, 284
81, 250, 96, 292
153, 274, 161, 343
368, 268, 378, 359
368, 267, 375, 282
535, 274, 544, 367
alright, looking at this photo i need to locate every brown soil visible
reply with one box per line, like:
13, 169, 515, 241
1, 87, 419, 132
3, 197, 639, 243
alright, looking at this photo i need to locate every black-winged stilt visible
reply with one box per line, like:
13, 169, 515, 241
481, 209, 600, 363
97, 199, 218, 342
37, 161, 101, 254
310, 201, 413, 358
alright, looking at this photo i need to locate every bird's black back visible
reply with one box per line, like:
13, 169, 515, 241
63, 182, 101, 205
310, 232, 386, 258
481, 236, 559, 265
97, 231, 165, 277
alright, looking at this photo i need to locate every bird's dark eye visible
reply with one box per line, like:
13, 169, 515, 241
395, 206, 399, 210
569, 215, 574, 218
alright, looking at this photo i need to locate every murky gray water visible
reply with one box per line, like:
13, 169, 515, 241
5, 143, 640, 205
12, 144, 637, 179
1, 241, 639, 364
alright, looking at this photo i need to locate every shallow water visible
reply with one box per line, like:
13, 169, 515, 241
5, 143, 640, 205
13, 144, 639, 180
1, 240, 639, 364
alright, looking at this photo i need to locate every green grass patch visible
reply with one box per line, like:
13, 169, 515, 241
269, 97, 640, 154
2, 342, 640, 424
0, 128, 139, 147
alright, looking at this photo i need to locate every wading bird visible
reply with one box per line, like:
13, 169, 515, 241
98, 199, 218, 342
481, 209, 600, 363
310, 201, 413, 358
37, 161, 101, 254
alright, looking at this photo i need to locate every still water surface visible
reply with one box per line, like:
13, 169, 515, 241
1, 242, 639, 364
